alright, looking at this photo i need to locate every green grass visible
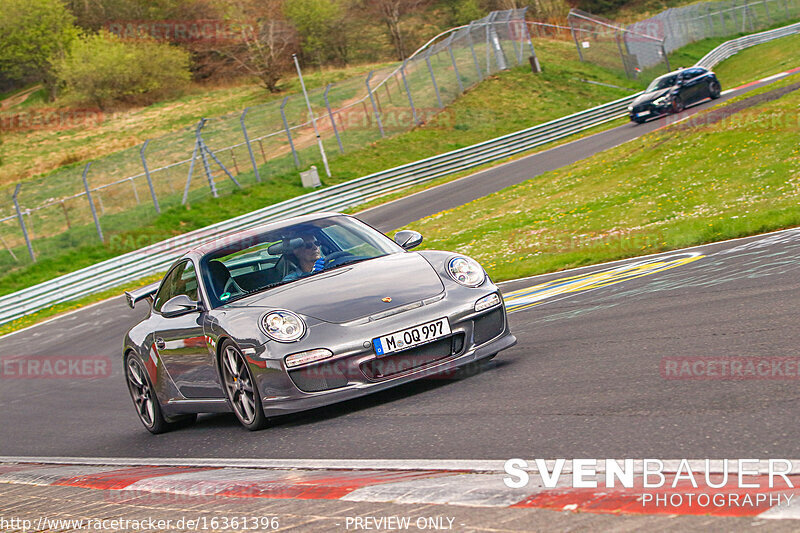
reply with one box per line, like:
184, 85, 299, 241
714, 32, 800, 87
0, 62, 397, 185
0, 30, 798, 333
400, 80, 800, 281
0, 39, 644, 296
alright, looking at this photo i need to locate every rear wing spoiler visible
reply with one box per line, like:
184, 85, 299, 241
124, 282, 160, 309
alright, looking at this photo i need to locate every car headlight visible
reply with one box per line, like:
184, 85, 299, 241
627, 105, 633, 111
260, 310, 305, 342
447, 256, 486, 287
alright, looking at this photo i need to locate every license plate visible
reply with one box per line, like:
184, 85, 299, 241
637, 111, 651, 117
372, 318, 451, 356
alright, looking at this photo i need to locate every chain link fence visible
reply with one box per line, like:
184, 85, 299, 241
568, 9, 671, 79
568, 0, 800, 78
0, 9, 537, 275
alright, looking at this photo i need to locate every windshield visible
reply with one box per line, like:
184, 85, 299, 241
645, 74, 677, 93
200, 216, 403, 307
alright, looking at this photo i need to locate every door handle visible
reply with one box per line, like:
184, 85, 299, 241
155, 338, 166, 350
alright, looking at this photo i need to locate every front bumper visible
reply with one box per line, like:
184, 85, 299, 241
629, 101, 671, 121
250, 290, 516, 417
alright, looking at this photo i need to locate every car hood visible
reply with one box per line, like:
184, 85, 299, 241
632, 88, 671, 106
230, 252, 445, 323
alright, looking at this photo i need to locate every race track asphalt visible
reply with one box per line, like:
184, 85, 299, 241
1, 76, 797, 461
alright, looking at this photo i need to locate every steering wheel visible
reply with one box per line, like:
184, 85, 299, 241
319, 251, 353, 269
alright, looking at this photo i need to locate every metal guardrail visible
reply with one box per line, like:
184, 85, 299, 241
1, 22, 799, 326
0, 94, 636, 326
695, 20, 800, 68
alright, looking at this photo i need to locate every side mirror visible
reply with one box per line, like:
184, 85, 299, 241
394, 230, 423, 250
161, 294, 202, 318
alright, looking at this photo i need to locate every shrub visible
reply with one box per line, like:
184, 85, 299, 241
56, 31, 191, 109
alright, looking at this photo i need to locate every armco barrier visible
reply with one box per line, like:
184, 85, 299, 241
1, 22, 799, 326
695, 21, 800, 68
0, 94, 635, 326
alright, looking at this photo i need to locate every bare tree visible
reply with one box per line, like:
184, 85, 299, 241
365, 0, 429, 61
208, 1, 298, 92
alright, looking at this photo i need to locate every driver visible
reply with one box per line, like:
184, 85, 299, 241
282, 233, 324, 281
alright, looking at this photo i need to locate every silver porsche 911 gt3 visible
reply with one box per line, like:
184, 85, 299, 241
123, 213, 516, 432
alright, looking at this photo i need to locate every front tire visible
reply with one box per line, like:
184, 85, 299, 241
671, 97, 684, 113
125, 353, 196, 434
709, 80, 721, 99
220, 339, 268, 431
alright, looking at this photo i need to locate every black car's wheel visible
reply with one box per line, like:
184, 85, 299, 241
709, 80, 721, 99
671, 97, 684, 113
220, 339, 268, 431
125, 353, 196, 434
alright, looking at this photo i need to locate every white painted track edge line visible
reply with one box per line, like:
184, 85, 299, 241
498, 226, 800, 286
3, 457, 800, 474
2, 68, 798, 339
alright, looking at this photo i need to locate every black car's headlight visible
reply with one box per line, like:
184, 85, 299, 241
447, 256, 486, 287
261, 310, 305, 342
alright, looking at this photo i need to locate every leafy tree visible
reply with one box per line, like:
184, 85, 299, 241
442, 0, 486, 26
284, 0, 342, 65
56, 31, 191, 108
0, 0, 79, 99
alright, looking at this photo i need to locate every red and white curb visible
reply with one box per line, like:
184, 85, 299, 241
3, 458, 800, 519
724, 65, 800, 94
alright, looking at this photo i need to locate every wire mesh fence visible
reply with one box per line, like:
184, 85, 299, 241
1, 9, 537, 270
568, 9, 671, 79
568, 0, 800, 78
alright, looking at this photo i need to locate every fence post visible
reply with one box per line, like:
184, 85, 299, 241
763, 0, 772, 23
139, 140, 160, 213
486, 17, 492, 73
614, 31, 628, 77
661, 40, 671, 71
568, 17, 585, 62
425, 54, 444, 109
280, 96, 301, 169
523, 17, 541, 73
129, 178, 140, 204
81, 162, 103, 243
467, 22, 483, 81
195, 118, 218, 198
240, 108, 261, 183
323, 84, 344, 154
12, 184, 35, 262
446, 35, 464, 93
705, 5, 715, 36
183, 124, 201, 205
400, 60, 419, 126
365, 71, 386, 137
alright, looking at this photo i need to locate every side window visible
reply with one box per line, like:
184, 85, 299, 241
153, 261, 198, 312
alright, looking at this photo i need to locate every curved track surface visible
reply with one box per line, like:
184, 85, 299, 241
1, 76, 797, 460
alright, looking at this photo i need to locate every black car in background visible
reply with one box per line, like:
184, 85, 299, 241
628, 67, 721, 123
